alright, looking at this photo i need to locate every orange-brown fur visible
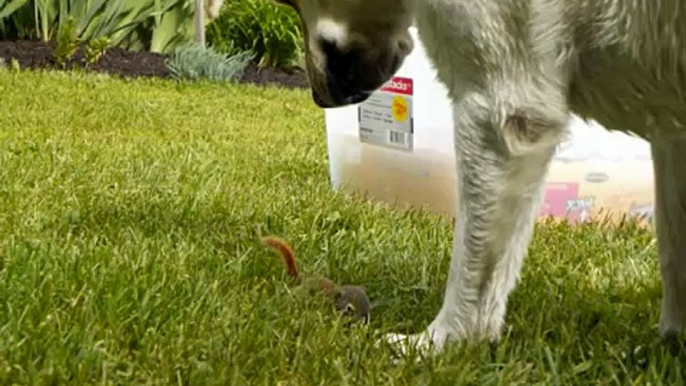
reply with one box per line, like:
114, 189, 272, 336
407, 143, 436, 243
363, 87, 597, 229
262, 235, 299, 280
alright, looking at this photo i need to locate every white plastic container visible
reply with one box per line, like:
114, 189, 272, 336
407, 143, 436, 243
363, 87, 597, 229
324, 27, 655, 223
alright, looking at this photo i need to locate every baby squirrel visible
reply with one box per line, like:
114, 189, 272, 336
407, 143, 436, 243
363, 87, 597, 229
261, 235, 371, 324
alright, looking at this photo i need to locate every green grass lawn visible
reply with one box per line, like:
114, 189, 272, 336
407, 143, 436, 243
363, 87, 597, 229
0, 69, 683, 385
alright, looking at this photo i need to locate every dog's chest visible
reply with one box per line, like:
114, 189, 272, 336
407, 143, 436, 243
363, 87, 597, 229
412, 0, 492, 94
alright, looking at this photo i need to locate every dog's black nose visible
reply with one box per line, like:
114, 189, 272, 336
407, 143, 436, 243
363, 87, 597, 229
320, 38, 371, 105
320, 38, 353, 73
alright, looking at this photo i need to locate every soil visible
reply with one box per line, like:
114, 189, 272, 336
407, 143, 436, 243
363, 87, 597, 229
0, 39, 309, 89
240, 62, 309, 89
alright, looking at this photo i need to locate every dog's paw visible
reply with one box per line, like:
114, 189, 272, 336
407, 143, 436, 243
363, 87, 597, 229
656, 331, 686, 356
380, 328, 450, 364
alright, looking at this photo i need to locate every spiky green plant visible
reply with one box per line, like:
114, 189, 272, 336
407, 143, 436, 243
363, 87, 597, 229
84, 36, 111, 66
0, 0, 34, 39
53, 16, 79, 68
9, 58, 21, 72
166, 43, 255, 83
0, 0, 29, 20
1, 0, 205, 54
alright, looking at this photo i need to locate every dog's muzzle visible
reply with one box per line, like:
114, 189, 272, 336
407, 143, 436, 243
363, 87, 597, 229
314, 38, 402, 108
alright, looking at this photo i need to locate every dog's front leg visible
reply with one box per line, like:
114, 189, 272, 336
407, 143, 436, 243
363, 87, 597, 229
387, 91, 568, 357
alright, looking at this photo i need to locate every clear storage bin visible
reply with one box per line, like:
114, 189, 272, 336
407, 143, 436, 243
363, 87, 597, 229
324, 27, 655, 224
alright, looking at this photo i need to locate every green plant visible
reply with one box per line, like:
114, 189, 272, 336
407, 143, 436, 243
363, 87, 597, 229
166, 43, 254, 82
41, 0, 198, 53
1, 0, 206, 54
0, 0, 36, 39
53, 16, 79, 68
84, 36, 111, 66
0, 0, 29, 20
9, 57, 21, 72
206, 0, 304, 70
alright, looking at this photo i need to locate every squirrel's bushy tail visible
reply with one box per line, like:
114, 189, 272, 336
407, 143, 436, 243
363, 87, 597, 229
261, 236, 298, 280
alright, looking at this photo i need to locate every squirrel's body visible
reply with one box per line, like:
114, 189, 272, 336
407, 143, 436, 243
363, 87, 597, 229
261, 235, 371, 324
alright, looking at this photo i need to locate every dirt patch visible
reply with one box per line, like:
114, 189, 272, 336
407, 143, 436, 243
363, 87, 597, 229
0, 39, 309, 89
240, 62, 309, 89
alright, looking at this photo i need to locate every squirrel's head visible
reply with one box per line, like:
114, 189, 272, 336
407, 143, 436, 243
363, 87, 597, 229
334, 285, 371, 324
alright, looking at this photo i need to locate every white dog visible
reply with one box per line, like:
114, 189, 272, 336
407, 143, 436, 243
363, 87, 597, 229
273, 0, 686, 355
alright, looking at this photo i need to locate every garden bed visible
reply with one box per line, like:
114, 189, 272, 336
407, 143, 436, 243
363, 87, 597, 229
0, 39, 309, 89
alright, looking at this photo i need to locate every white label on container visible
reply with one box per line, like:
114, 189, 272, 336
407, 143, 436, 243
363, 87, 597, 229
358, 76, 414, 151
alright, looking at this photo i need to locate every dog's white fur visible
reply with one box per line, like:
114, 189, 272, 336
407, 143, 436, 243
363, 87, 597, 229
315, 19, 348, 48
279, 0, 686, 355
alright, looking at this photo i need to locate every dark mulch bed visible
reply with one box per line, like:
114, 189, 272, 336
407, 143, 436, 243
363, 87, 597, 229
241, 62, 309, 89
0, 40, 309, 89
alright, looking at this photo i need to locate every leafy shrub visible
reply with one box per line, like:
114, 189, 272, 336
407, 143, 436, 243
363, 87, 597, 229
166, 43, 254, 82
206, 0, 303, 70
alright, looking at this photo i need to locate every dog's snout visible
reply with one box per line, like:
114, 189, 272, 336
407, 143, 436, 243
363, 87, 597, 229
319, 38, 358, 87
319, 38, 345, 63
311, 33, 410, 107
317, 37, 371, 106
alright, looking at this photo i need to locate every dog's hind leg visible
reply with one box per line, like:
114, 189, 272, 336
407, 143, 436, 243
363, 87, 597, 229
386, 88, 569, 356
651, 135, 686, 343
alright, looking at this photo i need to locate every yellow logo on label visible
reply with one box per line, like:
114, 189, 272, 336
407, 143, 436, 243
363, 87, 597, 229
391, 96, 409, 122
